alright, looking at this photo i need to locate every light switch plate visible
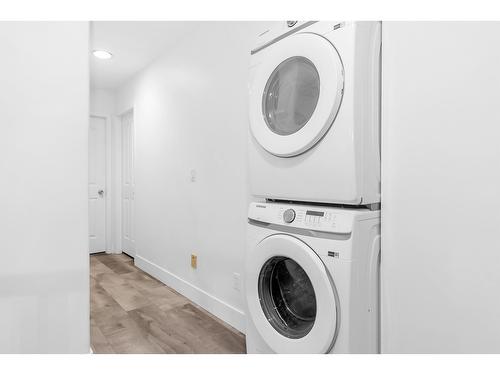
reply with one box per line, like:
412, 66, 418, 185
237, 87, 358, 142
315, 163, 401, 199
232, 272, 241, 291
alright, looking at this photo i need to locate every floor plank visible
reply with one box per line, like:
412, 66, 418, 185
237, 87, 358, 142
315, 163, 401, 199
96, 255, 137, 275
90, 254, 246, 354
121, 269, 165, 291
90, 260, 114, 278
128, 304, 196, 354
96, 273, 151, 312
91, 320, 115, 354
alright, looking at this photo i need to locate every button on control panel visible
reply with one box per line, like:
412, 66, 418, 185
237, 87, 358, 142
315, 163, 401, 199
282, 209, 296, 223
302, 209, 337, 229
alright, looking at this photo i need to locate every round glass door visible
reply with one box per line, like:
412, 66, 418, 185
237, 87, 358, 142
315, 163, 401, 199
248, 32, 343, 157
262, 57, 320, 136
258, 256, 317, 339
245, 234, 339, 353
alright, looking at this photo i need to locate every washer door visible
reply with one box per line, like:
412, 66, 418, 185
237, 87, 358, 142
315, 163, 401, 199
249, 32, 344, 157
245, 234, 339, 353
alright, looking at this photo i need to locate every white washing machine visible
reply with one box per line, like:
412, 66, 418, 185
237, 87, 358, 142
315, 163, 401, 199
248, 21, 381, 205
245, 201, 380, 353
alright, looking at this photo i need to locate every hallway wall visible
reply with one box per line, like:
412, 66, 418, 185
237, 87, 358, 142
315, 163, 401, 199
0, 22, 90, 353
381, 22, 500, 353
114, 22, 277, 331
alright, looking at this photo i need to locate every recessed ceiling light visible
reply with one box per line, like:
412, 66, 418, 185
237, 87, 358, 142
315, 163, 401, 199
92, 50, 113, 60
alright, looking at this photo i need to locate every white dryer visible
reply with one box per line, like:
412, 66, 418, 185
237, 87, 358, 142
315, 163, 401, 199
245, 201, 380, 353
248, 21, 381, 205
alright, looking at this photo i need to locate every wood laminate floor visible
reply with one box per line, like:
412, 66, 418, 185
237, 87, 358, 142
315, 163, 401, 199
90, 253, 246, 354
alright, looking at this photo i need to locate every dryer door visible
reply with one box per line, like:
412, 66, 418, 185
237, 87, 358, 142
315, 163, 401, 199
245, 234, 339, 353
249, 32, 344, 157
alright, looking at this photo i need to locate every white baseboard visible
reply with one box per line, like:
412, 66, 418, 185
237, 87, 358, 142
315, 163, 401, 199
134, 255, 246, 334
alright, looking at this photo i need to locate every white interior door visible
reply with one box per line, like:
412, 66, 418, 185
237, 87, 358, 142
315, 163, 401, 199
88, 116, 107, 253
121, 111, 135, 257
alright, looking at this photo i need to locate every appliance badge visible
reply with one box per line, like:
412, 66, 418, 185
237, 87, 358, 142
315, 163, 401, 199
256, 204, 267, 209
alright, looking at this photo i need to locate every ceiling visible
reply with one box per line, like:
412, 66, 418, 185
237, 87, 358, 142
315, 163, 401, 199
90, 21, 201, 90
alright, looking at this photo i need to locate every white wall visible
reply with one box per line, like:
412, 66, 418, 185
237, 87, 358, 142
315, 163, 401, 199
90, 89, 115, 115
115, 22, 277, 331
90, 89, 122, 253
381, 22, 500, 353
0, 22, 89, 353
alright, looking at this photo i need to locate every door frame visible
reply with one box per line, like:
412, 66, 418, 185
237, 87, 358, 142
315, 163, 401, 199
89, 114, 112, 253
117, 108, 135, 257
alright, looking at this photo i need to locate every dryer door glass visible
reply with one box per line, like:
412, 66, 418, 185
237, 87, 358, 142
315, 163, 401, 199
258, 256, 317, 339
249, 32, 344, 157
262, 57, 320, 136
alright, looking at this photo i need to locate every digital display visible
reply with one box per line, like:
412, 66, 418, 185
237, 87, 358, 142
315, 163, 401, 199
306, 210, 324, 217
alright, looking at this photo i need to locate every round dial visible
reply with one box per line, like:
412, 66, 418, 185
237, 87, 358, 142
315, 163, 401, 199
283, 209, 296, 223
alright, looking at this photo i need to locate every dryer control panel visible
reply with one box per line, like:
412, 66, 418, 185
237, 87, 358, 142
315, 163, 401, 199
247, 202, 369, 234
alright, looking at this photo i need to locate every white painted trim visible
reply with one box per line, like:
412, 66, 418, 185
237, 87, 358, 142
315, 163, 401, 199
112, 114, 123, 253
119, 109, 136, 257
116, 107, 133, 118
134, 255, 246, 334
89, 114, 111, 253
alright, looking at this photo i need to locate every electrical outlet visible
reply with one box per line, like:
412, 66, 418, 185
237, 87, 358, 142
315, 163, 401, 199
232, 272, 241, 291
191, 254, 197, 269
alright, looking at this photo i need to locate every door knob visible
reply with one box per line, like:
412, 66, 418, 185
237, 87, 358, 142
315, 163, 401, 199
98, 189, 104, 197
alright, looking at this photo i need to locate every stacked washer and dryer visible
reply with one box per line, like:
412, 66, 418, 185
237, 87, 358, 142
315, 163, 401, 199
244, 21, 382, 354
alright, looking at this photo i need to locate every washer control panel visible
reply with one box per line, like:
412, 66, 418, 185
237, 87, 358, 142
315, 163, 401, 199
279, 207, 340, 231
248, 202, 357, 234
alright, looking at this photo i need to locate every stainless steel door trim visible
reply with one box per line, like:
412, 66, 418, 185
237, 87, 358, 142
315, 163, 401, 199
250, 21, 318, 55
248, 218, 351, 240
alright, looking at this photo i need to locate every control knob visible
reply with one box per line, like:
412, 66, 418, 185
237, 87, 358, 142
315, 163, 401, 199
283, 209, 296, 223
